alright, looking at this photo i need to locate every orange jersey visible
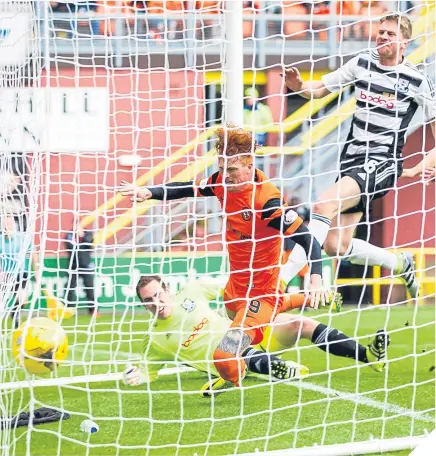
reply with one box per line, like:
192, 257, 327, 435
196, 169, 303, 293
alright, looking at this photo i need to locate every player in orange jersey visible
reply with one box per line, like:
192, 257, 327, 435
120, 125, 328, 386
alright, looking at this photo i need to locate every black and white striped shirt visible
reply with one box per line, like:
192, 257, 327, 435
322, 51, 435, 165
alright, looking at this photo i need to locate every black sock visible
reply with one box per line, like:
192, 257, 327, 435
312, 323, 368, 363
10, 311, 20, 329
242, 348, 281, 375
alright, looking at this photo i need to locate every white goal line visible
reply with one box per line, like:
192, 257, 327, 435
288, 381, 435, 423
2, 364, 433, 424
237, 435, 428, 456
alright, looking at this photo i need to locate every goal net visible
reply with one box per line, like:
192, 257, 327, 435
1, 1, 435, 455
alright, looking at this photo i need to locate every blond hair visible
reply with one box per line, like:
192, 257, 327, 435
380, 13, 412, 40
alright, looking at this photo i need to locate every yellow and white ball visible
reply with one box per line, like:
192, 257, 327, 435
12, 317, 68, 375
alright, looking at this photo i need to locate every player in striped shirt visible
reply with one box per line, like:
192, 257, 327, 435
282, 12, 435, 297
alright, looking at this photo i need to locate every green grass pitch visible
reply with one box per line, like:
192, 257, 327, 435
3, 304, 435, 456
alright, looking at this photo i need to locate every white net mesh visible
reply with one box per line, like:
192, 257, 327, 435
1, 1, 435, 455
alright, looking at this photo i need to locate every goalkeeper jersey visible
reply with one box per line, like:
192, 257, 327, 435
141, 279, 229, 382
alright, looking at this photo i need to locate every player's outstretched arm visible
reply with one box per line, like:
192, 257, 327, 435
281, 67, 330, 99
123, 359, 165, 386
120, 180, 196, 202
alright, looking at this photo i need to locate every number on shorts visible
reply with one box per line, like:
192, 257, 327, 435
363, 160, 379, 174
248, 300, 261, 314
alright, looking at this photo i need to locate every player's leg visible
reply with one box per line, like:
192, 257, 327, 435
222, 279, 239, 321
327, 223, 399, 270
280, 293, 307, 311
239, 292, 310, 379
327, 162, 418, 296
81, 269, 97, 316
225, 308, 237, 320
240, 344, 309, 381
203, 303, 299, 398
213, 298, 276, 386
324, 212, 418, 297
64, 269, 79, 308
212, 326, 251, 386
211, 284, 250, 386
281, 176, 362, 284
10, 273, 29, 329
266, 313, 390, 372
9, 292, 21, 330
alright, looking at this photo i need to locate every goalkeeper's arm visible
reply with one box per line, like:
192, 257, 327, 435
123, 364, 153, 386
123, 335, 170, 386
123, 360, 164, 386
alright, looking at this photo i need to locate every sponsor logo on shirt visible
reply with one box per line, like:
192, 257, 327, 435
395, 78, 410, 94
181, 299, 196, 312
181, 318, 209, 348
360, 90, 396, 110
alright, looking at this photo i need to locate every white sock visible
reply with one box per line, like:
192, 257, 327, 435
281, 246, 306, 284
346, 238, 398, 271
308, 214, 331, 246
281, 213, 332, 284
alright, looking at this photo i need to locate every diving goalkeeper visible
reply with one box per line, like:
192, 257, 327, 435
123, 275, 390, 396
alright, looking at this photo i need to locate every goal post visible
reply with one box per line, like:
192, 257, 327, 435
1, 1, 435, 455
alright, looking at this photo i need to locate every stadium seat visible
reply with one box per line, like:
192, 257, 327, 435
144, 1, 185, 40
282, 2, 308, 40
97, 1, 131, 36
358, 1, 387, 41
242, 2, 261, 39
147, 1, 185, 13
195, 1, 221, 40
336, 1, 360, 39
195, 1, 221, 13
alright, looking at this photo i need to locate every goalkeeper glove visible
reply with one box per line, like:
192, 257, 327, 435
122, 365, 147, 386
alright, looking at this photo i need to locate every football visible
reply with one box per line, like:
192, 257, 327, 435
12, 317, 69, 375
